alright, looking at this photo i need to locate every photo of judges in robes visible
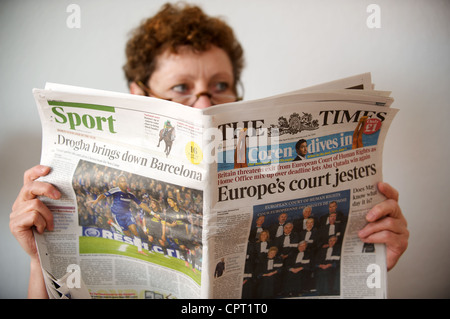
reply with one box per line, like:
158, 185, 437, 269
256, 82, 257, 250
243, 190, 349, 298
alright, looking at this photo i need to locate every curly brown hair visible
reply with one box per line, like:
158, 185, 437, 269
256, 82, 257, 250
123, 2, 245, 92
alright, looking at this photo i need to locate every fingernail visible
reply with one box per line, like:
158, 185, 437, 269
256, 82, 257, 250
39, 165, 49, 173
366, 210, 376, 222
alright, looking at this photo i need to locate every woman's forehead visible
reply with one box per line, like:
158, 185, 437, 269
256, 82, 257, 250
152, 45, 234, 81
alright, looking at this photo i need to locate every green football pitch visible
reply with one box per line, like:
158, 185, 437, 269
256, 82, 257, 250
79, 236, 201, 285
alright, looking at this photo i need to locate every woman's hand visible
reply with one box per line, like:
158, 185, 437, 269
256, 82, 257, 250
358, 182, 409, 271
10, 165, 61, 298
10, 165, 60, 261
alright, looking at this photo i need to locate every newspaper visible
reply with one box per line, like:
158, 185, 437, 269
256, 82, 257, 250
32, 73, 397, 299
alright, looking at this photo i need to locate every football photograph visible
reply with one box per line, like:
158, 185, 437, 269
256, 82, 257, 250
73, 160, 203, 285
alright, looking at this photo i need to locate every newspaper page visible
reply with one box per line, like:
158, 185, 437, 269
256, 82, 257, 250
33, 86, 209, 299
203, 78, 397, 299
32, 73, 397, 299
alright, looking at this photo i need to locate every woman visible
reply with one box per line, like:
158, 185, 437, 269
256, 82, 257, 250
254, 229, 272, 262
9, 3, 408, 298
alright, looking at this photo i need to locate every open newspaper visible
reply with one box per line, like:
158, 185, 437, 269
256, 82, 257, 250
32, 73, 397, 299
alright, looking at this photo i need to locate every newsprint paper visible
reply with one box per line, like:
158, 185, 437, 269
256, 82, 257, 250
32, 73, 397, 299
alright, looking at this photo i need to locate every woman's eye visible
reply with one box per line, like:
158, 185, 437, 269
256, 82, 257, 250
172, 84, 189, 94
214, 82, 230, 93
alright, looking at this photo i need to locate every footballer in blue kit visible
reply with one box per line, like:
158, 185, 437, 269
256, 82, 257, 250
104, 187, 141, 232
107, 188, 139, 231
88, 174, 155, 256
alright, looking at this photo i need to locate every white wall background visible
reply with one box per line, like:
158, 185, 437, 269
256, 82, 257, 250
1, 0, 449, 298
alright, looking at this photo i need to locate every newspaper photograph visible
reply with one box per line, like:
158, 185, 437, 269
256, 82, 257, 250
32, 73, 398, 299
